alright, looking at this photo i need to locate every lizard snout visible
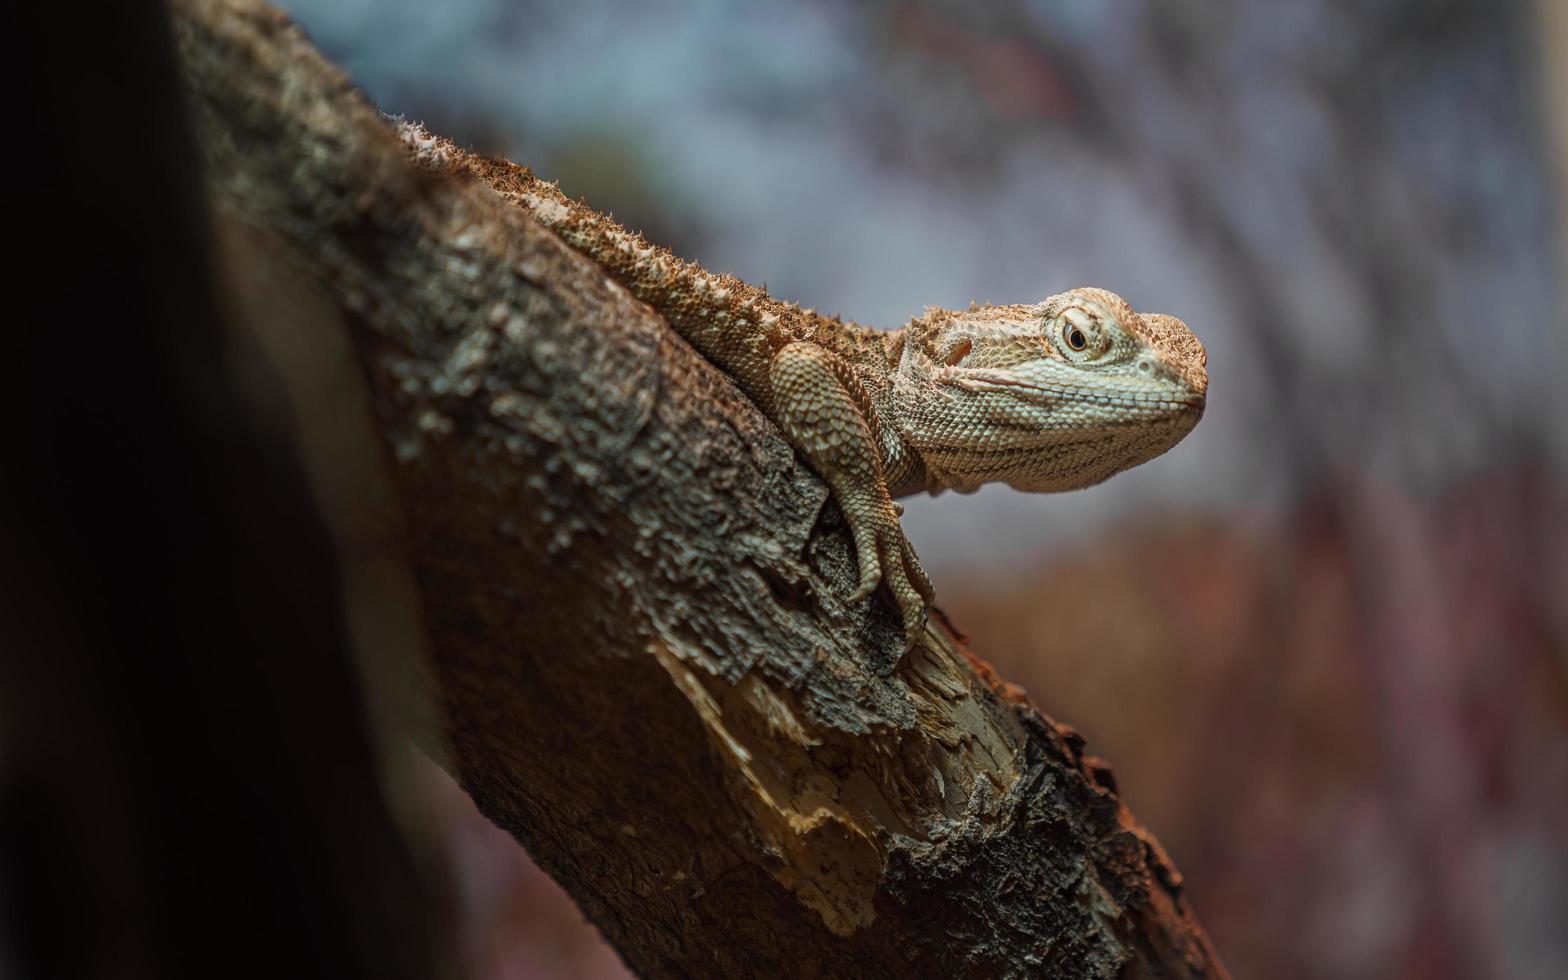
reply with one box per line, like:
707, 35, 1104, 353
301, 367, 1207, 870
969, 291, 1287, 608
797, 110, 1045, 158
1139, 313, 1207, 402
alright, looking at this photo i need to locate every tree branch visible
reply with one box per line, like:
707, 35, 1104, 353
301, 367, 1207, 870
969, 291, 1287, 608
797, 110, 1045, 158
172, 1, 1227, 975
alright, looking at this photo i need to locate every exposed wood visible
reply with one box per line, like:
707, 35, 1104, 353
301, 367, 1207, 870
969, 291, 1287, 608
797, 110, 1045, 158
171, 1, 1228, 975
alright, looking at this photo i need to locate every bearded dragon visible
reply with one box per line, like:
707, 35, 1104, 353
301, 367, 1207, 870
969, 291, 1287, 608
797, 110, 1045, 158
404, 124, 1208, 649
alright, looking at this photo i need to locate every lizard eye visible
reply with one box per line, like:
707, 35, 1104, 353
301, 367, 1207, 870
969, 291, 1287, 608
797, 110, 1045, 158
1049, 303, 1107, 359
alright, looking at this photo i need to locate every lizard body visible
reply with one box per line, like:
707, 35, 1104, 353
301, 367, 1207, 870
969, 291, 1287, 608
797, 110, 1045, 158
412, 125, 1207, 649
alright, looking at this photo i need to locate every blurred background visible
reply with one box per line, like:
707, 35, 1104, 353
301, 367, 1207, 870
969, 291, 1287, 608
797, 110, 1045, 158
277, 1, 1567, 977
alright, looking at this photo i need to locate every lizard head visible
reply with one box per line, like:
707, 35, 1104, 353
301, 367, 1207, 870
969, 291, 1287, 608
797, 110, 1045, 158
894, 287, 1207, 493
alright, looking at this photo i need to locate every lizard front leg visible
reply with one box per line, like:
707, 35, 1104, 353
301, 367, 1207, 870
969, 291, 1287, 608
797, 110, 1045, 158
768, 341, 934, 649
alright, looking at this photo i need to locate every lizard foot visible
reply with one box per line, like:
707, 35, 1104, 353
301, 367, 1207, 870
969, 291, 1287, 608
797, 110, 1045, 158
845, 499, 935, 650
765, 340, 934, 650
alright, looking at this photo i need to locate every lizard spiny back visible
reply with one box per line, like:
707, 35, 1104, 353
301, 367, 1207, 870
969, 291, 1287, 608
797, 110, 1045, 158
403, 123, 893, 413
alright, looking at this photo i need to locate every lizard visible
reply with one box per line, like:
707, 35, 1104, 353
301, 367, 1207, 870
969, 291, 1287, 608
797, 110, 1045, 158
402, 123, 1208, 650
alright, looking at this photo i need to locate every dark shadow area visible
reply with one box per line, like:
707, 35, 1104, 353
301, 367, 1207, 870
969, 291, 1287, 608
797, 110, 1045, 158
0, 4, 440, 977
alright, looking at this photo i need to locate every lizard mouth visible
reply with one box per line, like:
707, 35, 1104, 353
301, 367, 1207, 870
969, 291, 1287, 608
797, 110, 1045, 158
954, 371, 1205, 415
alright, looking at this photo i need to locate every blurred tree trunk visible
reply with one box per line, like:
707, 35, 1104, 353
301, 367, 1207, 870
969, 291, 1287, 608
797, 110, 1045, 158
166, 0, 1229, 976
0, 3, 441, 979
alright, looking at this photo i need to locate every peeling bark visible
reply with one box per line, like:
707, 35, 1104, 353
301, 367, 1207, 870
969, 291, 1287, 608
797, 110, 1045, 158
172, 1, 1228, 975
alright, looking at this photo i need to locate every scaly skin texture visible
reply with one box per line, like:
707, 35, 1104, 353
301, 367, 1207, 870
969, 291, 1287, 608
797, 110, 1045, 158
402, 123, 1208, 648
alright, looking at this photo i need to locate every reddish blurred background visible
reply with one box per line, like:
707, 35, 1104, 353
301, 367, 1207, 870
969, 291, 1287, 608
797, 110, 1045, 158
279, 1, 1568, 976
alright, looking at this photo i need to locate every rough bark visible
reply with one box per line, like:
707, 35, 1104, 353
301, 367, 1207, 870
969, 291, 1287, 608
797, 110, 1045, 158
171, 1, 1229, 976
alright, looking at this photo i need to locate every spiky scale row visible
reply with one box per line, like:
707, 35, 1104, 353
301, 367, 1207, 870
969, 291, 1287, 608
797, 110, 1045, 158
464, 157, 887, 410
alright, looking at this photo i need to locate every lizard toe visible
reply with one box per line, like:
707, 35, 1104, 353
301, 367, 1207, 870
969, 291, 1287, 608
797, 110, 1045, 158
848, 537, 883, 602
889, 573, 929, 651
901, 540, 935, 605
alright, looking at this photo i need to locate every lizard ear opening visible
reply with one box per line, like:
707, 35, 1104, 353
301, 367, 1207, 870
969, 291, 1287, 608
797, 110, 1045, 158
942, 338, 973, 366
